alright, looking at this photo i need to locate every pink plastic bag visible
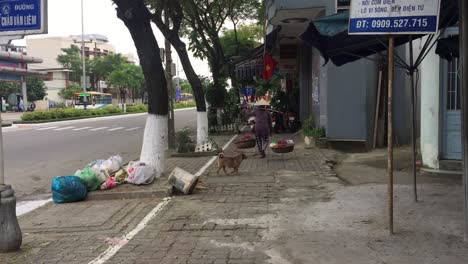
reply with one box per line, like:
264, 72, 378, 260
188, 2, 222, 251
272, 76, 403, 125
100, 177, 118, 190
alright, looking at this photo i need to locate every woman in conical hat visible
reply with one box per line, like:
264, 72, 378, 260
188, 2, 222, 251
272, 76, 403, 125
252, 98, 272, 158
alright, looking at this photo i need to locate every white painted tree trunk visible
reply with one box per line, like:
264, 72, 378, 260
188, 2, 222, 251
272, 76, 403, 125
197, 111, 209, 144
140, 114, 168, 178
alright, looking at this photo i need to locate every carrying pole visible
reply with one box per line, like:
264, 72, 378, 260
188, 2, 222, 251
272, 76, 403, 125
387, 36, 395, 235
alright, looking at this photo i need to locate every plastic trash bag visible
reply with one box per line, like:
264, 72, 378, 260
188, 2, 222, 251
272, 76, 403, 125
100, 177, 118, 190
76, 167, 102, 192
114, 168, 128, 183
107, 155, 123, 173
126, 161, 155, 185
52, 176, 87, 204
91, 168, 110, 183
86, 159, 105, 169
92, 156, 123, 176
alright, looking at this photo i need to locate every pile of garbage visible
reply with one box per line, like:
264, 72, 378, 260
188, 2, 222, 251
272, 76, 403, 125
51, 155, 156, 204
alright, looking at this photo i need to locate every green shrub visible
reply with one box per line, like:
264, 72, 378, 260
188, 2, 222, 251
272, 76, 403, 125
21, 106, 124, 121
303, 115, 315, 137
176, 127, 195, 153
127, 104, 148, 113
310, 127, 326, 138
174, 101, 196, 109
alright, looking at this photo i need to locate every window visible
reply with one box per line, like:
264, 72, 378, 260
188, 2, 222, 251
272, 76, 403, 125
45, 72, 53, 81
446, 58, 461, 111
74, 95, 89, 105
337, 0, 350, 10
93, 95, 112, 104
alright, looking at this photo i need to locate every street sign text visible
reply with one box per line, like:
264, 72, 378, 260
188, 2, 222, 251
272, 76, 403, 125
349, 0, 441, 34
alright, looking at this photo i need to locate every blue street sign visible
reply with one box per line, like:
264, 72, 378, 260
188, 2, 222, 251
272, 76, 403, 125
0, 0, 46, 35
349, 0, 441, 35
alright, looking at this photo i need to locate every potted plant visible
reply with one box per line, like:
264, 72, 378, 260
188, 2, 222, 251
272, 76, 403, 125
303, 115, 315, 147
311, 127, 327, 148
304, 125, 326, 149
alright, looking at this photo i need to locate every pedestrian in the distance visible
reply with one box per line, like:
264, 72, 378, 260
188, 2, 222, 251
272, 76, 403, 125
19, 99, 24, 112
252, 99, 272, 159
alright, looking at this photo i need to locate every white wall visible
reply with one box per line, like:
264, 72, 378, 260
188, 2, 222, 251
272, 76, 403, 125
44, 72, 68, 102
420, 39, 441, 169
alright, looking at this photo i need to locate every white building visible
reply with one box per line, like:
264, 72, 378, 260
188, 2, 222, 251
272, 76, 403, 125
25, 34, 117, 102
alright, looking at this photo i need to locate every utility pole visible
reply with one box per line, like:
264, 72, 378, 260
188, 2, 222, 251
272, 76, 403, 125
21, 75, 27, 111
165, 12, 175, 150
459, 0, 468, 242
81, 0, 86, 93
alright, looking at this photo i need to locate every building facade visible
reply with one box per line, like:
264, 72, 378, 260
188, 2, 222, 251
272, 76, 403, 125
264, 0, 416, 147
420, 26, 461, 169
25, 34, 117, 102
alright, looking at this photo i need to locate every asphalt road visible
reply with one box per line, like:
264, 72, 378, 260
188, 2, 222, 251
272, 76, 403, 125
2, 108, 197, 201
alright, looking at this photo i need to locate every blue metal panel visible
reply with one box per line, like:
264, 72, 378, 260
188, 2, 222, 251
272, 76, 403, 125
442, 48, 462, 160
443, 112, 461, 159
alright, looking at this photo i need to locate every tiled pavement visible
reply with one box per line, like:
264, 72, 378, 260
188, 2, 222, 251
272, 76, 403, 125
1, 133, 338, 264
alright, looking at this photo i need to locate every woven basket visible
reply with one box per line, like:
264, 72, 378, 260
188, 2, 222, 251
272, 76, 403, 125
271, 145, 294, 153
234, 139, 256, 149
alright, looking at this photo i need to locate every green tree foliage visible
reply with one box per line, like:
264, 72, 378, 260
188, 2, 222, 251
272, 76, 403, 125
56, 45, 90, 83
26, 76, 47, 101
180, 82, 192, 94
108, 64, 145, 103
180, 0, 262, 107
90, 53, 128, 87
220, 24, 263, 59
0, 77, 47, 101
57, 45, 129, 90
58, 84, 83, 100
0, 81, 20, 96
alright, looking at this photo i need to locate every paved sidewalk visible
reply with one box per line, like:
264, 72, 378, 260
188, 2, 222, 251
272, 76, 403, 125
3, 133, 468, 263
2, 112, 23, 122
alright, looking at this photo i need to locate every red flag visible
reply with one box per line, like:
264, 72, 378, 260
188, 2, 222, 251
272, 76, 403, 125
262, 53, 277, 81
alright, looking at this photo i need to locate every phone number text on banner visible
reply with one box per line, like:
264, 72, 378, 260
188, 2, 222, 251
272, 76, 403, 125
348, 0, 441, 34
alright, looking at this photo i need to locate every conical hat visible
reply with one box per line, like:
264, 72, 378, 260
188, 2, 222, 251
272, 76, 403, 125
255, 98, 270, 106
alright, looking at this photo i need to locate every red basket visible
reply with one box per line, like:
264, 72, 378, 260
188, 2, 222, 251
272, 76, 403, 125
271, 145, 294, 153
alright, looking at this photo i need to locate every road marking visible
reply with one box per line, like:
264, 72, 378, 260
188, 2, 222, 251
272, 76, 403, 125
125, 127, 140, 131
36, 126, 58, 131
73, 126, 93, 131
16, 198, 52, 216
108, 127, 125, 131
54, 126, 76, 131
90, 127, 108, 131
88, 198, 172, 264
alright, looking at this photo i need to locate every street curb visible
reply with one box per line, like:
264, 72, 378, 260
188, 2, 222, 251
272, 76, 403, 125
12, 112, 147, 127
86, 183, 173, 201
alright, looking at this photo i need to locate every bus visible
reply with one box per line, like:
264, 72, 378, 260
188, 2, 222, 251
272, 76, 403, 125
74, 92, 113, 109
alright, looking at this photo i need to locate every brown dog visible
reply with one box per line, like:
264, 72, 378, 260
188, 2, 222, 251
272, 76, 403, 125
217, 152, 247, 175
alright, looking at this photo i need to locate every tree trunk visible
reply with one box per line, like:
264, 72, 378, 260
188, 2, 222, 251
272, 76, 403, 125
233, 20, 239, 55
167, 33, 208, 144
114, 0, 168, 177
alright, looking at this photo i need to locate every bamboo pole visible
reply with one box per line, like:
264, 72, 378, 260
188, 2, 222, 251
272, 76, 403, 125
388, 36, 395, 235
409, 36, 418, 202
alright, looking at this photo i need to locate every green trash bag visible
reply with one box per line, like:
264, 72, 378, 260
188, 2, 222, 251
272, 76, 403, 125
76, 168, 102, 192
